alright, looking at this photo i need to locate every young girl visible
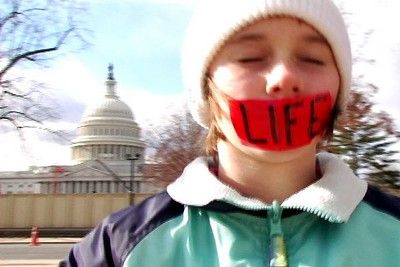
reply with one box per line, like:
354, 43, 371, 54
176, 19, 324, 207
61, 0, 399, 266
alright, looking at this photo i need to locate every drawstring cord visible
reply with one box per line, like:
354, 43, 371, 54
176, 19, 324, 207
267, 200, 288, 267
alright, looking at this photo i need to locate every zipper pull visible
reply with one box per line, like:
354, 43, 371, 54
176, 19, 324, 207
267, 200, 288, 267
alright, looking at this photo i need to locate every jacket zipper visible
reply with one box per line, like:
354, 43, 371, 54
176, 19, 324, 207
223, 194, 343, 266
267, 200, 288, 267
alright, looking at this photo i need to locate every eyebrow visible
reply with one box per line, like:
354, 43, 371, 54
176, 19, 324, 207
229, 31, 330, 48
228, 28, 331, 52
303, 33, 330, 47
230, 33, 265, 44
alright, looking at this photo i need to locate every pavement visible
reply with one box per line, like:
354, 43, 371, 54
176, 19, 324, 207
0, 237, 81, 267
0, 259, 61, 267
0, 237, 81, 245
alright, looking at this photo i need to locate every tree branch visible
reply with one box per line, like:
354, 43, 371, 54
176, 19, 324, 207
2, 89, 32, 98
0, 110, 42, 124
0, 26, 74, 79
0, 8, 46, 35
0, 47, 57, 78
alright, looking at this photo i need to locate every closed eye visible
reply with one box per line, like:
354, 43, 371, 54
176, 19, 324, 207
300, 57, 325, 65
237, 57, 264, 63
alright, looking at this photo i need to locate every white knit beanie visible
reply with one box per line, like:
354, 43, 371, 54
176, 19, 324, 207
182, 0, 352, 128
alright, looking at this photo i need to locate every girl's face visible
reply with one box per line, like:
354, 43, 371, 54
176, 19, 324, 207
208, 17, 340, 160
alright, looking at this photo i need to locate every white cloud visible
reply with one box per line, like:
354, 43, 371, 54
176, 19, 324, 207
0, 130, 73, 171
118, 84, 184, 125
42, 58, 104, 107
83, 0, 194, 4
0, 132, 31, 171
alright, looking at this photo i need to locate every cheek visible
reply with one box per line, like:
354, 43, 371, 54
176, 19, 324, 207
212, 66, 265, 99
212, 67, 236, 85
306, 68, 340, 105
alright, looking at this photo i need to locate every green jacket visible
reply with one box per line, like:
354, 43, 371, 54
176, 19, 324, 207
62, 153, 400, 267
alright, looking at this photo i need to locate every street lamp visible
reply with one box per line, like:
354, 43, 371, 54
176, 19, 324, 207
125, 153, 140, 205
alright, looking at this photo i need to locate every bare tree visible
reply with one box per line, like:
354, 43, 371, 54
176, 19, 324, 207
0, 0, 89, 138
144, 105, 206, 187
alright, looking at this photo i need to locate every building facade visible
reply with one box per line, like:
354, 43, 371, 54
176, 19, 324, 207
0, 65, 159, 194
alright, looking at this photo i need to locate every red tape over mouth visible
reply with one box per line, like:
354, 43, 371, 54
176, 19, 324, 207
229, 92, 332, 151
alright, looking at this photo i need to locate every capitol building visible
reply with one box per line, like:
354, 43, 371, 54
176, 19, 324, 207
0, 65, 160, 194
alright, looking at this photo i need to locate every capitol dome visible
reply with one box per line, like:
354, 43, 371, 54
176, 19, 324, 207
82, 89, 133, 120
71, 64, 145, 163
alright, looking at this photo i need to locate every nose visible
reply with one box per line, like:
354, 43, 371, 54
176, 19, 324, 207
264, 63, 300, 96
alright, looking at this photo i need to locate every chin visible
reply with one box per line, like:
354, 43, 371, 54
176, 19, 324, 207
235, 137, 321, 164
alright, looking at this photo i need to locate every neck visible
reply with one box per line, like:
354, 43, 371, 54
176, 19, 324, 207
217, 141, 318, 203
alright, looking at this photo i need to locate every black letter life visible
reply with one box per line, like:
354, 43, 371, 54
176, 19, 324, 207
268, 105, 279, 144
240, 103, 268, 144
308, 95, 327, 138
284, 102, 302, 145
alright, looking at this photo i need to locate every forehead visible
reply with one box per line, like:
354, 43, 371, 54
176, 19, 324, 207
225, 16, 330, 47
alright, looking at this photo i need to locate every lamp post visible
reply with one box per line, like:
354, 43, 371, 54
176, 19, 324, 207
125, 153, 140, 205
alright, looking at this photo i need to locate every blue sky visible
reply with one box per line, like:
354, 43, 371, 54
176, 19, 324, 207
1, 0, 400, 171
81, 0, 193, 94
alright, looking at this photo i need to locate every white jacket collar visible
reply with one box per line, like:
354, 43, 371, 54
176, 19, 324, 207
167, 152, 367, 223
